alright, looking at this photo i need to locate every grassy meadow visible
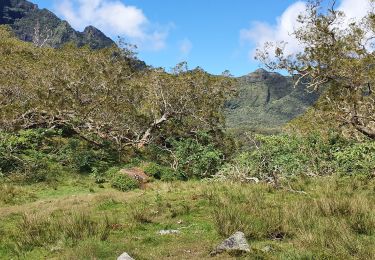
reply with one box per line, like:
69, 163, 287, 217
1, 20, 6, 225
1, 174, 374, 259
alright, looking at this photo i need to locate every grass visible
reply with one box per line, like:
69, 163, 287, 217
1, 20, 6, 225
0, 176, 374, 259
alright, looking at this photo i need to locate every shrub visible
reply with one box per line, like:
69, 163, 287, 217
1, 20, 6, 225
57, 138, 113, 173
143, 162, 179, 181
250, 134, 335, 178
104, 166, 121, 178
111, 174, 139, 192
216, 133, 363, 182
170, 132, 224, 179
0, 129, 118, 182
334, 142, 375, 176
91, 167, 106, 184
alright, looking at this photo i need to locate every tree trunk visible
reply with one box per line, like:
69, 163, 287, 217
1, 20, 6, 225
353, 124, 375, 139
137, 113, 169, 148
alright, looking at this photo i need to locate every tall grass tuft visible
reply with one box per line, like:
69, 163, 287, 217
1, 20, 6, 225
12, 211, 114, 254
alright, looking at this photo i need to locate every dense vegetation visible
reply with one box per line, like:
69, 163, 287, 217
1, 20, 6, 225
0, 0, 374, 259
0, 26, 234, 150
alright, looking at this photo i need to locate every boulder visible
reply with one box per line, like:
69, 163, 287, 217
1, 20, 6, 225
117, 252, 134, 260
210, 231, 250, 256
119, 168, 149, 184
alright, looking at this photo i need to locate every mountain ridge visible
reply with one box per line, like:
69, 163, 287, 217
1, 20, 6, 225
0, 0, 114, 49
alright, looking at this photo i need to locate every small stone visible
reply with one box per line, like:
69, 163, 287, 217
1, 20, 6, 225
261, 245, 273, 253
50, 246, 63, 253
211, 231, 250, 256
158, 229, 181, 235
117, 252, 134, 260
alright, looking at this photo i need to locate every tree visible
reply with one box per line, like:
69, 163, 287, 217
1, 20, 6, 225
256, 0, 375, 139
0, 26, 235, 150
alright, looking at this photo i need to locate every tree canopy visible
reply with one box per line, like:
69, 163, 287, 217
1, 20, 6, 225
256, 0, 375, 139
0, 26, 235, 150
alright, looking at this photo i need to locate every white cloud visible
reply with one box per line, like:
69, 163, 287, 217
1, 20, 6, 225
338, 0, 372, 21
55, 0, 169, 51
179, 38, 193, 57
241, 0, 373, 59
240, 1, 306, 57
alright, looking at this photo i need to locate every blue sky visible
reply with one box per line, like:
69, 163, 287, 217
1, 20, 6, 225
32, 0, 367, 76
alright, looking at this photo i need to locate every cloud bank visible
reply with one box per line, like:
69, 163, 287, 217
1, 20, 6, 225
55, 0, 170, 51
241, 0, 372, 59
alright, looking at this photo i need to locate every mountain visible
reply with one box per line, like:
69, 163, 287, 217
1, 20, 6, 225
226, 69, 320, 133
0, 0, 114, 49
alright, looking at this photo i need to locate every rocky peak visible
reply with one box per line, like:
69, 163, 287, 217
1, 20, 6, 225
1, 0, 114, 49
81, 25, 114, 49
242, 68, 284, 84
0, 0, 37, 24
83, 25, 103, 35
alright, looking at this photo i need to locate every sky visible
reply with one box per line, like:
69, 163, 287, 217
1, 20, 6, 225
32, 0, 371, 76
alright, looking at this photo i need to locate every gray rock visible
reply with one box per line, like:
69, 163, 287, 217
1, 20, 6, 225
50, 245, 63, 253
117, 252, 134, 260
261, 245, 273, 253
158, 229, 181, 235
211, 231, 250, 256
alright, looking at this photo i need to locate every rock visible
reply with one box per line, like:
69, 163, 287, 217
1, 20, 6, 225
50, 245, 63, 252
119, 168, 150, 185
117, 252, 134, 260
261, 245, 273, 253
245, 177, 260, 183
211, 231, 250, 256
158, 229, 181, 235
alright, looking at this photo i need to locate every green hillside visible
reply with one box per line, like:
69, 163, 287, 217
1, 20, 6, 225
226, 69, 320, 133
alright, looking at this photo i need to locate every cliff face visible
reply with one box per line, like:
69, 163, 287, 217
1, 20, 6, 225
226, 69, 320, 132
1, 0, 114, 49
0, 0, 37, 24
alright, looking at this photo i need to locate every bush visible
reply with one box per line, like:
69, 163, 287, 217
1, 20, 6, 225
0, 129, 59, 182
56, 138, 113, 174
143, 162, 179, 181
91, 167, 106, 184
0, 129, 119, 182
217, 133, 375, 182
335, 142, 375, 176
111, 174, 139, 192
170, 132, 224, 179
250, 134, 336, 177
